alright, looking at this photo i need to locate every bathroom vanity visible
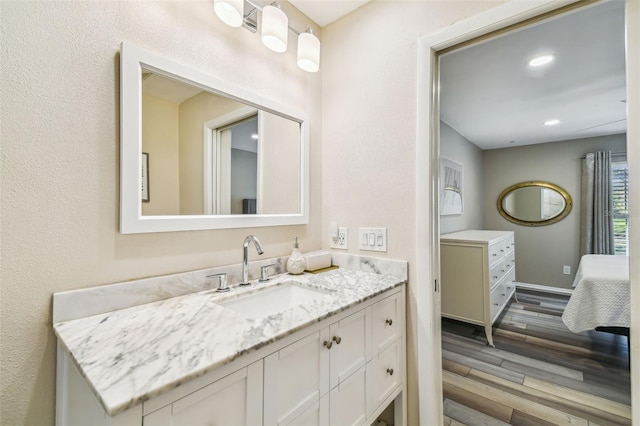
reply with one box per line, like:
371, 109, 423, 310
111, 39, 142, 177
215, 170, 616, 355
53, 254, 407, 425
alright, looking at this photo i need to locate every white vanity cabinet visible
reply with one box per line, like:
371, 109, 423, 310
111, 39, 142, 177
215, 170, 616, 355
264, 290, 404, 426
440, 230, 516, 347
56, 285, 406, 426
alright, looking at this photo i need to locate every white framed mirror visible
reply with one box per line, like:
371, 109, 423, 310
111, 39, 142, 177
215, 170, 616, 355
120, 42, 309, 233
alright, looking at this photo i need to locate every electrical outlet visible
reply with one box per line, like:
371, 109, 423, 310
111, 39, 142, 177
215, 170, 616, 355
330, 227, 348, 249
563, 265, 571, 275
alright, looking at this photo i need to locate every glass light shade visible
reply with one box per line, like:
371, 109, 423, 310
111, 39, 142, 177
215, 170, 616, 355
214, 0, 244, 28
297, 30, 320, 72
261, 5, 288, 53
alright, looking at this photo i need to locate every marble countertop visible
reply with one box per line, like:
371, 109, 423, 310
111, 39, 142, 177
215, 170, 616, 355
53, 268, 405, 417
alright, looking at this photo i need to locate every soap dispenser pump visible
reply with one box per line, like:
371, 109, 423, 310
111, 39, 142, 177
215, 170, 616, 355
286, 237, 306, 275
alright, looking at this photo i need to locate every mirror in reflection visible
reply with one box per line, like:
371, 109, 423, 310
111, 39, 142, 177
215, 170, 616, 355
141, 71, 301, 216
497, 181, 572, 226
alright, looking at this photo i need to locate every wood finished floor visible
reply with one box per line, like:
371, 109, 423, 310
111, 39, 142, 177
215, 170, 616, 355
442, 290, 631, 426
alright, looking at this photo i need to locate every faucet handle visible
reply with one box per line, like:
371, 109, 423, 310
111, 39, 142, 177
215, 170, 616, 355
207, 272, 229, 293
259, 264, 276, 282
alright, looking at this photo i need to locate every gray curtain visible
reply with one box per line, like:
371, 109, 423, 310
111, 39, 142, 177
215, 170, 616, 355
580, 151, 614, 256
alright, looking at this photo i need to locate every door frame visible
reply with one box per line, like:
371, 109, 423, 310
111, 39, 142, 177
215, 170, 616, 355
415, 1, 640, 424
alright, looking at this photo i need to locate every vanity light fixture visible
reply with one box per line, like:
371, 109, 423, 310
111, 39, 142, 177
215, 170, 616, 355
544, 119, 560, 126
213, 0, 321, 72
213, 0, 244, 27
528, 54, 554, 67
297, 29, 320, 72
261, 3, 288, 52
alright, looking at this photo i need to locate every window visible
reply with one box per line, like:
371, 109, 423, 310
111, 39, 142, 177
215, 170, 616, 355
612, 161, 629, 255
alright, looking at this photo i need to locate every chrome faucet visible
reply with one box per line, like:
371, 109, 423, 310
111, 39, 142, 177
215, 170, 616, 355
240, 235, 264, 286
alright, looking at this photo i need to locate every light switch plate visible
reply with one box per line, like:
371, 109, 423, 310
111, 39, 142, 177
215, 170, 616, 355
358, 227, 387, 252
330, 227, 348, 250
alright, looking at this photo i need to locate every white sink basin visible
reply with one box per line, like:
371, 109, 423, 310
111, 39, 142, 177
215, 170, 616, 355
219, 282, 331, 319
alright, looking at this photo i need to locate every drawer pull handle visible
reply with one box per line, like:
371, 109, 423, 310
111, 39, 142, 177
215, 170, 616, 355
501, 269, 505, 273
500, 249, 504, 252
492, 254, 497, 257
323, 340, 333, 349
385, 319, 393, 326
493, 276, 498, 279
332, 336, 342, 344
386, 368, 394, 376
493, 303, 499, 306
501, 293, 506, 296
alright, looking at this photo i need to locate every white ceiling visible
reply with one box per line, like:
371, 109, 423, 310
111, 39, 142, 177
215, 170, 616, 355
439, 1, 626, 150
289, 0, 370, 27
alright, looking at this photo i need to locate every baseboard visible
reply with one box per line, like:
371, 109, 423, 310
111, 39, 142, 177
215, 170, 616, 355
515, 282, 573, 296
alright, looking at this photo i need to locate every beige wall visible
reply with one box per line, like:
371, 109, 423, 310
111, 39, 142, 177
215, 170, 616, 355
321, 1, 503, 423
440, 121, 485, 234
142, 94, 180, 215
260, 112, 301, 214
483, 134, 627, 288
0, 1, 321, 424
179, 92, 244, 215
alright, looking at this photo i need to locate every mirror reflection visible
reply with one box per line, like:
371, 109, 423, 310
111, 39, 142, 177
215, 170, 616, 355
498, 181, 572, 226
140, 71, 301, 216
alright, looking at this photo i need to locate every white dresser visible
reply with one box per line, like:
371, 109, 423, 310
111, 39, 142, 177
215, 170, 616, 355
440, 230, 516, 346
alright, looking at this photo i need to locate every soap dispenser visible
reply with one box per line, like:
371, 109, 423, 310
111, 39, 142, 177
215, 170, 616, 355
286, 237, 306, 275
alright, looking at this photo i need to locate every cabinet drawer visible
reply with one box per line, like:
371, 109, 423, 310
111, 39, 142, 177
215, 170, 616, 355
488, 242, 502, 263
372, 292, 400, 354
490, 282, 506, 321
367, 338, 401, 416
489, 260, 504, 289
504, 269, 516, 297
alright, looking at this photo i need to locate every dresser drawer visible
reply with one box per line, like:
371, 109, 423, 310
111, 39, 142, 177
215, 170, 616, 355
490, 282, 507, 321
488, 242, 502, 264
490, 260, 508, 289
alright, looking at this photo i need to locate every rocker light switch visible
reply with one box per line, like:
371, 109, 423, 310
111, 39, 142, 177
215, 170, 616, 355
359, 227, 387, 252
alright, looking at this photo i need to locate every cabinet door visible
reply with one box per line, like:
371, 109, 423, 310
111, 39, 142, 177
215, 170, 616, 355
367, 338, 401, 417
143, 361, 262, 426
329, 366, 367, 426
286, 394, 329, 426
372, 293, 400, 355
329, 309, 367, 389
264, 330, 330, 425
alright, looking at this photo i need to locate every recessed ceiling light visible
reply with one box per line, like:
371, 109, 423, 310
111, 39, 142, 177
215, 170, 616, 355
544, 119, 560, 126
528, 55, 554, 67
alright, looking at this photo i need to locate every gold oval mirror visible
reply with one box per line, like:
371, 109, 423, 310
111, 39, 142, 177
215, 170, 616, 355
497, 181, 572, 226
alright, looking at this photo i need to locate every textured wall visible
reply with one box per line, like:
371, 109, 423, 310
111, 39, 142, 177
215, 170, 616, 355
483, 134, 627, 288
320, 1, 503, 423
0, 2, 321, 424
440, 122, 485, 234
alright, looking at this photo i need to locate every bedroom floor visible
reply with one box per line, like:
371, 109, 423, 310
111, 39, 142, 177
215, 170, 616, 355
442, 289, 631, 425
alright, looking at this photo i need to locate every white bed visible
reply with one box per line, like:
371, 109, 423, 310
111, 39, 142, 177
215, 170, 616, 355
562, 254, 630, 333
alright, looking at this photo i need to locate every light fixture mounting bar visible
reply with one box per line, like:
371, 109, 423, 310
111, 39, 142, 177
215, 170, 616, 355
243, 0, 302, 35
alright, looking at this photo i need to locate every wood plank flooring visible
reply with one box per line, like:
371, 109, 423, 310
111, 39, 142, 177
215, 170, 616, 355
442, 290, 631, 426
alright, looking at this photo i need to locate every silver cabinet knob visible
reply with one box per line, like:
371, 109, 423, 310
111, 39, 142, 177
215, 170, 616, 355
385, 319, 393, 326
386, 368, 394, 376
323, 340, 333, 349
332, 336, 342, 344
